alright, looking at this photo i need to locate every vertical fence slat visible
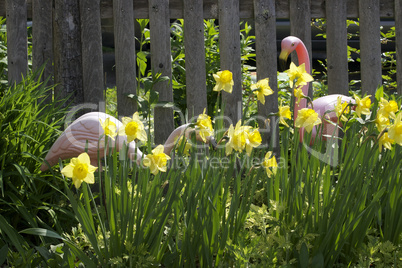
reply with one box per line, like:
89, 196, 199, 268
359, 0, 382, 96
53, 0, 84, 106
326, 0, 349, 95
149, 0, 174, 144
6, 0, 27, 85
289, 0, 312, 99
80, 0, 104, 109
395, 0, 402, 95
219, 0, 242, 125
183, 0, 207, 120
253, 0, 279, 154
32, 0, 53, 92
113, 0, 137, 117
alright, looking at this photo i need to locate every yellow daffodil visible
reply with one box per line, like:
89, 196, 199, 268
174, 135, 192, 155
378, 98, 399, 119
388, 112, 402, 146
294, 87, 305, 105
225, 120, 250, 155
354, 94, 371, 118
262, 151, 278, 177
61, 152, 97, 189
196, 109, 213, 143
279, 105, 291, 127
99, 117, 117, 139
375, 112, 390, 132
251, 78, 274, 105
295, 108, 322, 133
285, 62, 313, 88
245, 128, 262, 156
213, 70, 234, 93
378, 132, 394, 151
143, 145, 171, 175
335, 96, 350, 122
118, 112, 147, 142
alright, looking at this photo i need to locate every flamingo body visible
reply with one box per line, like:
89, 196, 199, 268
310, 94, 354, 139
40, 112, 143, 171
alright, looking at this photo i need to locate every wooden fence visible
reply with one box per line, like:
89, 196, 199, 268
1, 0, 401, 145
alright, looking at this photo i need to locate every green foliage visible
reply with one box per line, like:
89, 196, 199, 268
313, 18, 398, 95
24, 131, 260, 267
1, 16, 402, 268
0, 70, 73, 266
170, 19, 256, 119
353, 232, 402, 267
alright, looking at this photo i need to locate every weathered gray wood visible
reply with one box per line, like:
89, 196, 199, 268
359, 0, 382, 96
289, 0, 313, 99
113, 0, 137, 117
149, 0, 174, 144
6, 0, 28, 85
253, 0, 279, 154
0, 0, 398, 19
53, 0, 84, 106
183, 0, 207, 120
80, 0, 105, 109
395, 0, 402, 95
326, 0, 349, 95
32, 0, 53, 92
219, 0, 242, 125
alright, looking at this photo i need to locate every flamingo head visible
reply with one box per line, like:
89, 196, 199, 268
279, 36, 303, 71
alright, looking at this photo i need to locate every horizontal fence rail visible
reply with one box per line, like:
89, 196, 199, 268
1, 0, 401, 145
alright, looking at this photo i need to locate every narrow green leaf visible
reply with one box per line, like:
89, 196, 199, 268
20, 228, 64, 240
375, 85, 384, 102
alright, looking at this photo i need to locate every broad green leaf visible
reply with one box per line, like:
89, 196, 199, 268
311, 252, 324, 268
299, 243, 309, 268
0, 244, 8, 266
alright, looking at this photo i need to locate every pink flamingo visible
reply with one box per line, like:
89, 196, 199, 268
279, 36, 355, 140
40, 112, 208, 171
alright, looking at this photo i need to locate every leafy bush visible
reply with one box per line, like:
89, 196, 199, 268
0, 69, 72, 265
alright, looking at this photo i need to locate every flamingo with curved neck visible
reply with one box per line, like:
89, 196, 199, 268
279, 36, 355, 140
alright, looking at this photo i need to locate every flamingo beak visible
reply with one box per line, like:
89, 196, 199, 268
279, 50, 290, 71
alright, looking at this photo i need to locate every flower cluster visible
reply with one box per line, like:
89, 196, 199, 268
225, 120, 262, 156
334, 92, 400, 151
99, 112, 147, 142
376, 98, 401, 150
142, 145, 171, 175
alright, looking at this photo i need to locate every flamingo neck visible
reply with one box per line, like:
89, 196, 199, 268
294, 42, 310, 120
